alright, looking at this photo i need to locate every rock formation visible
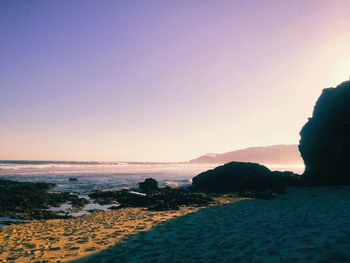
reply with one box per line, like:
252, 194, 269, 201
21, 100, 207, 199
192, 161, 297, 194
89, 187, 212, 211
299, 81, 350, 185
139, 178, 158, 192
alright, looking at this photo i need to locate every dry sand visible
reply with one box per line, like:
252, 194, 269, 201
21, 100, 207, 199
74, 186, 350, 263
0, 197, 236, 262
2, 187, 350, 263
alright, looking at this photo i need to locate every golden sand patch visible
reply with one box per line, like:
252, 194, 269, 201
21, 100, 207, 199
0, 197, 239, 263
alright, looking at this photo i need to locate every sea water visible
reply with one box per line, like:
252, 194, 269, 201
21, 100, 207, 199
0, 160, 305, 194
0, 161, 216, 194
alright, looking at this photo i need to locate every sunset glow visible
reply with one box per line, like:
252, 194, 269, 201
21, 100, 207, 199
1, 0, 350, 161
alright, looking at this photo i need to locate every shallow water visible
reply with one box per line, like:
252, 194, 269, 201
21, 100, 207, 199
48, 200, 119, 217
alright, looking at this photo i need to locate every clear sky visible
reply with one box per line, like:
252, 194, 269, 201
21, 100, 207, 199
1, 0, 350, 162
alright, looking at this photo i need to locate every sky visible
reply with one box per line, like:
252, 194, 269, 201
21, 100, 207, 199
1, 0, 350, 162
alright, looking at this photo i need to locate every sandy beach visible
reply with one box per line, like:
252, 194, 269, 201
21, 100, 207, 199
1, 187, 350, 262
2, 1, 350, 262
74, 186, 350, 263
0, 197, 236, 262
0, 207, 198, 262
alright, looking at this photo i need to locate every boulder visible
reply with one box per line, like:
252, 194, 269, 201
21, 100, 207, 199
192, 161, 297, 194
139, 178, 158, 192
299, 81, 350, 185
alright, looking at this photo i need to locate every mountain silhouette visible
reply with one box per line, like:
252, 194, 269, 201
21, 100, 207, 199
189, 145, 302, 165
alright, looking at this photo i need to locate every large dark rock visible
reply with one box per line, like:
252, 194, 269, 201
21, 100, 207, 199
192, 161, 297, 194
299, 81, 350, 185
139, 178, 158, 192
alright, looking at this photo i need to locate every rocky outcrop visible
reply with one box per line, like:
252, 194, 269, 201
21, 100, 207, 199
89, 187, 212, 211
0, 179, 88, 220
139, 178, 158, 192
192, 161, 298, 194
299, 81, 350, 185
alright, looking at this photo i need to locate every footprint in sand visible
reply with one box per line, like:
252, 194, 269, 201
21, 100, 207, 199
84, 247, 98, 252
48, 247, 61, 251
68, 246, 80, 251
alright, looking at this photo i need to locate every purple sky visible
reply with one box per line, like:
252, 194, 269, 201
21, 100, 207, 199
1, 0, 350, 161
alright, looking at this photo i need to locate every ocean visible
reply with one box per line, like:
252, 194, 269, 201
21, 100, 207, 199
0, 160, 305, 194
0, 160, 216, 194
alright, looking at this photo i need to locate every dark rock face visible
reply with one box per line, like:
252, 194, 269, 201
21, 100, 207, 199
192, 161, 297, 194
299, 81, 350, 185
139, 178, 158, 192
